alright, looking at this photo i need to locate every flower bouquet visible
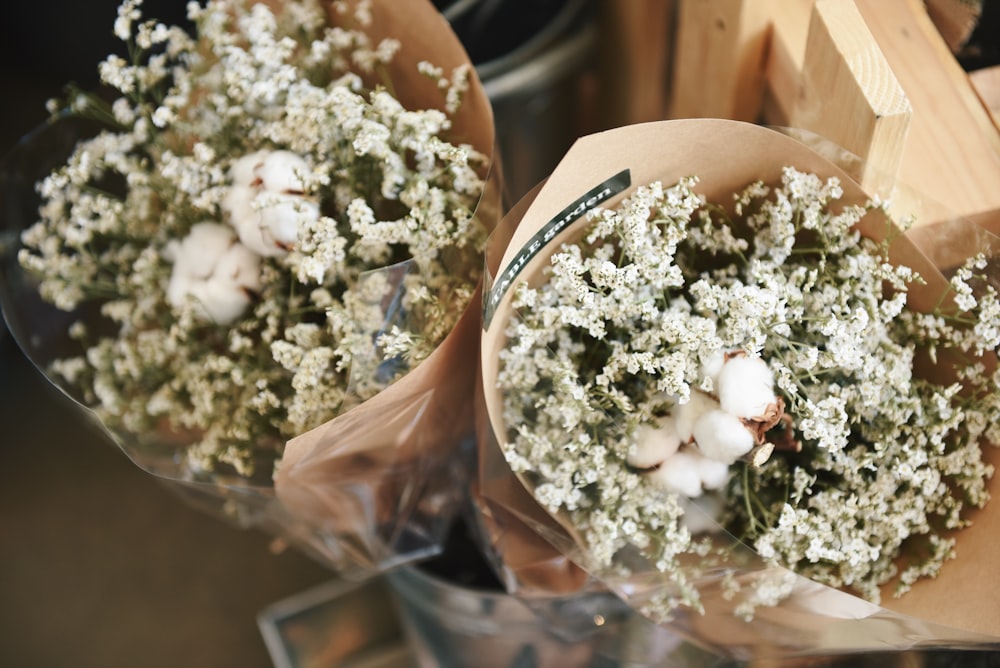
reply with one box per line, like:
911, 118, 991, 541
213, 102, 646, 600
475, 118, 1000, 660
0, 0, 500, 576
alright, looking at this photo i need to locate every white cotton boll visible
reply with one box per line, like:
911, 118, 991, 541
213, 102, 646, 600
188, 277, 253, 325
173, 222, 239, 278
214, 242, 263, 294
717, 355, 776, 418
167, 272, 197, 308
223, 184, 267, 248
692, 409, 755, 464
696, 455, 731, 490
627, 415, 682, 469
255, 150, 310, 193
674, 391, 719, 443
166, 222, 262, 325
223, 152, 319, 257
647, 451, 704, 498
231, 216, 278, 257
700, 349, 726, 387
229, 151, 266, 188
257, 194, 318, 248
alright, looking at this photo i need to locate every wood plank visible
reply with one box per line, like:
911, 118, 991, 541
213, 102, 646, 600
597, 0, 674, 127
760, 0, 812, 126
668, 0, 773, 121
854, 0, 1000, 222
786, 0, 911, 200
969, 65, 1000, 134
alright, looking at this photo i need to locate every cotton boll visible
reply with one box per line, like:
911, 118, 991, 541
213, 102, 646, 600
229, 151, 267, 188
692, 408, 755, 464
187, 275, 254, 325
166, 272, 197, 308
256, 194, 319, 249
223, 185, 274, 254
169, 222, 239, 280
700, 349, 726, 388
223, 151, 318, 256
627, 415, 682, 469
214, 242, 263, 294
696, 455, 730, 490
255, 150, 310, 193
166, 222, 262, 324
717, 354, 776, 418
674, 391, 719, 443
647, 451, 704, 497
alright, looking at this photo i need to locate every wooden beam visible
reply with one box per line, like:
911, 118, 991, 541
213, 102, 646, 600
853, 0, 1000, 221
669, 0, 773, 122
787, 0, 912, 201
598, 0, 675, 127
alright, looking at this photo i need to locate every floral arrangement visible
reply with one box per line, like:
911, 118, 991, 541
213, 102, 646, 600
492, 160, 1000, 622
15, 0, 492, 485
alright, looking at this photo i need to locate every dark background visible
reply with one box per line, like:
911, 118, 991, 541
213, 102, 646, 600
0, 3, 334, 667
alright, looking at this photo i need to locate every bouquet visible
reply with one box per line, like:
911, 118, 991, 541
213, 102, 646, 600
1, 0, 500, 574
476, 119, 1000, 659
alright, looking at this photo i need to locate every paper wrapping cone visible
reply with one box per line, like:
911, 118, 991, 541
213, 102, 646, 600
272, 0, 502, 575
476, 118, 1000, 658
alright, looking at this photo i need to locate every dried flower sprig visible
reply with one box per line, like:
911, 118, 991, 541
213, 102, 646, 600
19, 0, 489, 480
498, 167, 1000, 618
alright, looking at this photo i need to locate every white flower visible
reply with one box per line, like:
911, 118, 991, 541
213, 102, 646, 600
692, 408, 755, 464
717, 354, 776, 418
165, 222, 262, 324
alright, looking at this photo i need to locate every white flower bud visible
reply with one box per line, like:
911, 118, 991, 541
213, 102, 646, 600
166, 222, 261, 324
627, 415, 682, 469
717, 354, 776, 418
692, 408, 755, 464
674, 390, 719, 443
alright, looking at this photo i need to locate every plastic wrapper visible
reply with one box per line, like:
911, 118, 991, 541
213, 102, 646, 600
474, 118, 1000, 661
0, 0, 501, 578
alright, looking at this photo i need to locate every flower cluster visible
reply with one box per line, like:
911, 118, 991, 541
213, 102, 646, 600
497, 167, 1000, 617
18, 0, 489, 479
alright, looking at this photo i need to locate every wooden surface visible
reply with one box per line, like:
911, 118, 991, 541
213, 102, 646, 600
598, 0, 674, 126
672, 0, 1000, 225
785, 0, 912, 201
854, 0, 1000, 223
669, 0, 772, 121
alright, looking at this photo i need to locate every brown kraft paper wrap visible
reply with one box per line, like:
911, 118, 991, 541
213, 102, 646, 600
476, 118, 1000, 659
273, 0, 502, 575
